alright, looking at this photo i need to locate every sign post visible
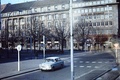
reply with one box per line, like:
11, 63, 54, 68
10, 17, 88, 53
114, 43, 119, 65
16, 45, 22, 71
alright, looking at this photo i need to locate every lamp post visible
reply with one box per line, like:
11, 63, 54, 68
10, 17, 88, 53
107, 5, 109, 35
69, 0, 74, 80
41, 22, 45, 59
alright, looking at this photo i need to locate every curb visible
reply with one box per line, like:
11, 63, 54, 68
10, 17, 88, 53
93, 66, 118, 80
0, 68, 39, 80
92, 69, 112, 80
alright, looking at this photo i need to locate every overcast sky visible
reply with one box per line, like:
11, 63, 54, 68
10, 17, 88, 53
1, 0, 35, 4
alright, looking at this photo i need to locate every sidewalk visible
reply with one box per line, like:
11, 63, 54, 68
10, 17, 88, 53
0, 59, 44, 79
0, 50, 114, 79
95, 66, 120, 80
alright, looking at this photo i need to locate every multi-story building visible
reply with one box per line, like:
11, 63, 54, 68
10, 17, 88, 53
1, 0, 120, 49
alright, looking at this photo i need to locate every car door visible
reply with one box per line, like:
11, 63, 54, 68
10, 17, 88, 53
55, 58, 60, 68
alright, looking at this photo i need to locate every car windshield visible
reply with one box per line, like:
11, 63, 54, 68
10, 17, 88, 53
45, 59, 54, 62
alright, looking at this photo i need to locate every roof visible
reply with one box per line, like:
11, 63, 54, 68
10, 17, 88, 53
1, 0, 106, 13
46, 57, 60, 60
1, 4, 7, 12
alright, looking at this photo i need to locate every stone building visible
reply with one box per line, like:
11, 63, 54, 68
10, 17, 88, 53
1, 0, 120, 50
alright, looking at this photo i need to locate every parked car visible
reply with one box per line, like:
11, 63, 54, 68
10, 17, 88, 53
39, 57, 64, 71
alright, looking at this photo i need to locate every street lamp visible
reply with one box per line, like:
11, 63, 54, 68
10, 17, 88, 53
41, 22, 45, 59
69, 0, 74, 80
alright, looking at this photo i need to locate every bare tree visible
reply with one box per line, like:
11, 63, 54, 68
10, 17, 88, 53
74, 19, 95, 50
30, 16, 50, 57
50, 21, 69, 52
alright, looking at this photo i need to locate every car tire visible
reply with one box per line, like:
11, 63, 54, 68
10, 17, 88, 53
61, 64, 64, 68
52, 66, 55, 71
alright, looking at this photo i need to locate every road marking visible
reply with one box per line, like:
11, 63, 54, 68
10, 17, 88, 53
105, 61, 109, 63
75, 69, 95, 79
86, 61, 90, 63
87, 66, 92, 68
79, 61, 83, 63
98, 62, 102, 63
92, 61, 96, 63
95, 66, 99, 68
74, 61, 77, 63
79, 66, 84, 68
75, 61, 111, 80
74, 66, 77, 67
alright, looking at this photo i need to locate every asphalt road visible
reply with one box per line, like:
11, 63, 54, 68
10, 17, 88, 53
3, 52, 116, 80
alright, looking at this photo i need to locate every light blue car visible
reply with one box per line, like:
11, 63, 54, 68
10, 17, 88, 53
39, 57, 64, 71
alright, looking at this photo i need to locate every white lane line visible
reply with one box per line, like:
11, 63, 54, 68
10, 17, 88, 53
87, 66, 92, 68
95, 66, 99, 69
98, 62, 102, 63
74, 61, 77, 63
79, 61, 83, 63
105, 61, 109, 63
79, 66, 84, 68
75, 62, 109, 80
75, 69, 95, 80
92, 61, 96, 63
86, 61, 90, 63
74, 66, 77, 68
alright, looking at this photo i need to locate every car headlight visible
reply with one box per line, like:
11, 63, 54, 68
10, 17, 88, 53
46, 65, 52, 69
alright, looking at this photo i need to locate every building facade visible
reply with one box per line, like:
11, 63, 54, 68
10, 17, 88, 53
1, 0, 120, 49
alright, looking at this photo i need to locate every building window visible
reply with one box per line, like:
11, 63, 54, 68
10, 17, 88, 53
85, 9, 88, 13
97, 1, 100, 5
14, 19, 18, 23
109, 13, 112, 18
82, 3, 85, 6
93, 8, 96, 12
48, 22, 51, 27
109, 0, 113, 3
81, 9, 84, 13
54, 5, 58, 10
105, 21, 108, 25
105, 0, 109, 4
85, 2, 89, 6
97, 7, 100, 12
101, 22, 104, 26
42, 16, 45, 20
101, 7, 104, 12
20, 18, 25, 22
89, 15, 92, 19
54, 14, 59, 19
94, 15, 96, 19
109, 21, 112, 25
48, 6, 50, 11
93, 22, 96, 26
89, 2, 92, 5
74, 10, 77, 13
97, 22, 100, 26
89, 8, 92, 13
62, 4, 65, 9
55, 21, 58, 27
101, 15, 104, 19
101, 0, 104, 4
109, 6, 112, 10
105, 14, 108, 19
62, 14, 67, 19
93, 1, 97, 5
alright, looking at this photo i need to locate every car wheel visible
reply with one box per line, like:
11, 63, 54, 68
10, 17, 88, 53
52, 66, 55, 71
61, 64, 64, 68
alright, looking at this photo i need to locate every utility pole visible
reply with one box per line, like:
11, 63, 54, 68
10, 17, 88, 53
69, 0, 74, 80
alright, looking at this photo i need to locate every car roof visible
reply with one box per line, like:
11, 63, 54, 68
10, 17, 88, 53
46, 57, 60, 60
